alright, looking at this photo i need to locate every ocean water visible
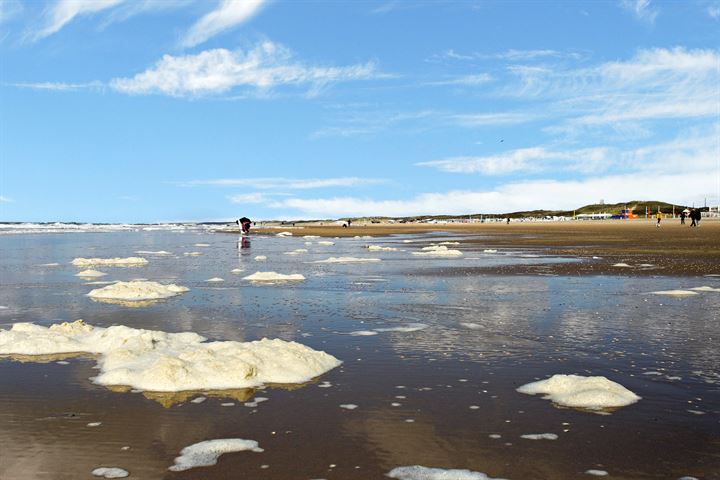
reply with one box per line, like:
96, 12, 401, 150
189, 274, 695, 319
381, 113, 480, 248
0, 230, 718, 479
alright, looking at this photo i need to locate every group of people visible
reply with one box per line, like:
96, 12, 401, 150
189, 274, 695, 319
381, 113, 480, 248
679, 209, 703, 227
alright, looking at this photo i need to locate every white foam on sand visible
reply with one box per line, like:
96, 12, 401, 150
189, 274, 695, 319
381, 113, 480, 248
135, 250, 172, 255
366, 245, 398, 251
91, 467, 129, 478
314, 257, 381, 264
169, 439, 263, 472
243, 272, 305, 282
374, 323, 428, 333
521, 433, 558, 440
72, 257, 148, 267
317, 241, 335, 246
388, 466, 506, 480
206, 277, 224, 282
75, 270, 107, 278
690, 286, 720, 292
0, 320, 341, 392
87, 281, 189, 301
650, 290, 698, 296
517, 374, 641, 411
254, 255, 267, 261
412, 245, 463, 257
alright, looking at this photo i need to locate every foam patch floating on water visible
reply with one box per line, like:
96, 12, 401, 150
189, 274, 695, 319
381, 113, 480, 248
366, 245, 398, 251
0, 320, 341, 392
517, 374, 640, 411
350, 330, 378, 336
206, 277, 224, 282
388, 466, 506, 480
194, 243, 210, 247
87, 281, 189, 301
72, 257, 148, 267
374, 323, 428, 333
75, 270, 107, 278
412, 245, 463, 257
276, 232, 293, 237
521, 433, 558, 440
483, 249, 498, 253
284, 249, 308, 255
169, 439, 263, 472
317, 241, 335, 246
340, 404, 358, 410
254, 255, 267, 261
690, 286, 720, 292
135, 250, 172, 255
231, 268, 244, 273
585, 470, 608, 476
243, 272, 305, 282
650, 290, 698, 296
314, 257, 381, 264
303, 235, 320, 239
612, 263, 631, 267
184, 252, 202, 256
91, 467, 129, 478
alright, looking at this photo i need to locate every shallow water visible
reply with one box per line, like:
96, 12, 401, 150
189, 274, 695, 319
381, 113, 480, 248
0, 231, 718, 479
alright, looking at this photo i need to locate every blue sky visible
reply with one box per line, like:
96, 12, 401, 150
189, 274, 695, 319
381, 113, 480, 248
1, 0, 718, 222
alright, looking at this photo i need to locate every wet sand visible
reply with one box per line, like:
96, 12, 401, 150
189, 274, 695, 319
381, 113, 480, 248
249, 220, 720, 276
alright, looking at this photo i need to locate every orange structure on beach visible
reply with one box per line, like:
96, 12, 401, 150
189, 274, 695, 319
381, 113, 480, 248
612, 207, 639, 220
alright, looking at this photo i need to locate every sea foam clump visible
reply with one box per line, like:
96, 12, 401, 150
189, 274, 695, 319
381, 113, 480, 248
0, 320, 341, 392
76, 270, 107, 278
517, 374, 640, 411
366, 245, 398, 251
87, 281, 189, 301
91, 467, 129, 478
72, 257, 148, 267
169, 439, 263, 472
388, 466, 506, 480
412, 245, 463, 257
243, 272, 305, 282
314, 257, 381, 264
650, 290, 698, 296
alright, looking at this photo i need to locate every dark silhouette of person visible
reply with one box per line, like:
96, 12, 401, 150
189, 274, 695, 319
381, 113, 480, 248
680, 211, 686, 225
237, 217, 252, 234
690, 209, 697, 227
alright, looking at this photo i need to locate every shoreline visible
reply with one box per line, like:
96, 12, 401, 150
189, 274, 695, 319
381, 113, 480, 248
240, 220, 720, 276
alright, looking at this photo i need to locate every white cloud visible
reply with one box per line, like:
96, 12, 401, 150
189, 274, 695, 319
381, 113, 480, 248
451, 112, 537, 127
110, 41, 378, 96
417, 147, 610, 175
228, 192, 267, 204
9, 81, 103, 91
269, 172, 717, 218
424, 74, 493, 86
710, 5, 720, 18
178, 176, 386, 189
620, 0, 658, 23
181, 0, 267, 48
29, 0, 124, 41
0, 0, 23, 24
0, 196, 13, 203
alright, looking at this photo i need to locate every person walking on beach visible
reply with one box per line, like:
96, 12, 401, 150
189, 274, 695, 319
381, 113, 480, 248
694, 209, 702, 227
680, 211, 686, 225
237, 217, 252, 234
656, 210, 662, 228
689, 209, 697, 227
